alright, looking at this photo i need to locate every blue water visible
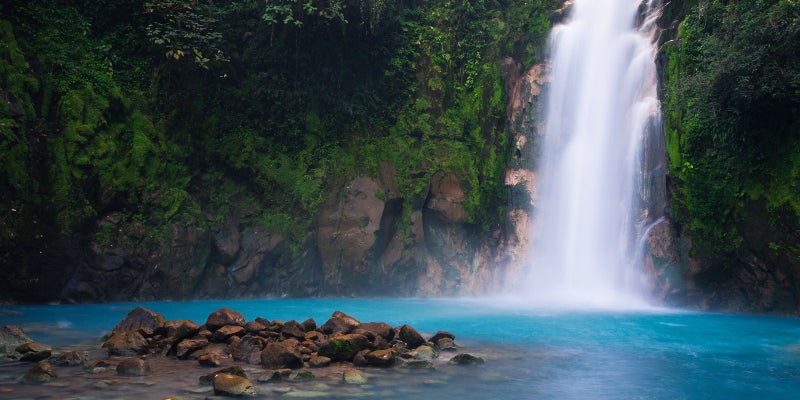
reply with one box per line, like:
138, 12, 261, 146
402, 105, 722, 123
2, 298, 800, 399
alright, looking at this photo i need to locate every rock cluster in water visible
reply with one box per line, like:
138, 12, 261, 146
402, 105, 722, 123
1, 306, 484, 398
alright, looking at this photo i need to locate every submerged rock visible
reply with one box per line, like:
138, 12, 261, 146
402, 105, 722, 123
116, 357, 151, 376
448, 353, 484, 366
199, 365, 248, 386
20, 361, 57, 384
342, 369, 368, 384
213, 373, 257, 397
55, 350, 85, 367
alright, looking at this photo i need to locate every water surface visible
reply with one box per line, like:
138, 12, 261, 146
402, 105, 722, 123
1, 298, 799, 399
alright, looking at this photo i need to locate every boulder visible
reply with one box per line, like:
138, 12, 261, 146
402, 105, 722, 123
0, 325, 32, 354
198, 353, 222, 367
342, 369, 368, 384
260, 341, 304, 369
213, 373, 257, 397
205, 308, 246, 331
16, 342, 52, 362
413, 345, 438, 360
116, 357, 151, 376
320, 311, 360, 335
317, 333, 369, 362
175, 338, 209, 359
161, 319, 200, 343
20, 361, 57, 384
102, 330, 149, 356
397, 324, 425, 348
111, 306, 166, 334
434, 337, 458, 351
244, 320, 267, 333
449, 353, 484, 366
199, 365, 247, 385
281, 320, 306, 339
211, 325, 246, 342
359, 322, 395, 341
308, 354, 331, 368
300, 318, 317, 332
231, 335, 268, 364
83, 358, 111, 374
55, 351, 84, 367
428, 331, 455, 343
288, 370, 315, 381
364, 349, 395, 368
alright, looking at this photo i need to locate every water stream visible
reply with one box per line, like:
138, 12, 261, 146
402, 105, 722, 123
525, 0, 664, 308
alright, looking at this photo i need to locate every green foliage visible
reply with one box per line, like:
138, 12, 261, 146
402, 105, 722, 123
1, 0, 560, 270
144, 0, 228, 68
663, 0, 800, 256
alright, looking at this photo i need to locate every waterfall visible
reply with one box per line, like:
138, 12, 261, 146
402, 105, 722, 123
524, 0, 664, 308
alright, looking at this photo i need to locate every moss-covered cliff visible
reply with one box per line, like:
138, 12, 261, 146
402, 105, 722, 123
659, 0, 800, 312
0, 0, 557, 302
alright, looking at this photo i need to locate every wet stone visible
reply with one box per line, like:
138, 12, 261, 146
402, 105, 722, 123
199, 365, 247, 386
342, 369, 368, 384
213, 373, 257, 397
20, 361, 57, 384
448, 353, 485, 366
308, 354, 331, 368
198, 353, 222, 367
55, 350, 85, 367
116, 357, 151, 376
288, 370, 315, 381
205, 308, 246, 332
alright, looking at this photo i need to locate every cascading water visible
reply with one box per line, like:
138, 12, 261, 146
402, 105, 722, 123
525, 0, 664, 308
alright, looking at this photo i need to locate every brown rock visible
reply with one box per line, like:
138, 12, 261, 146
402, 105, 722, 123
281, 320, 306, 339
364, 349, 395, 368
244, 321, 266, 333
54, 351, 84, 367
199, 365, 247, 385
308, 354, 331, 368
317, 333, 369, 362
428, 330, 455, 343
116, 357, 151, 376
398, 324, 425, 348
175, 338, 208, 359
211, 325, 246, 342
257, 369, 290, 382
320, 311, 360, 335
0, 325, 33, 352
359, 322, 395, 341
111, 306, 166, 334
213, 373, 257, 397
260, 341, 303, 369
205, 308, 246, 331
102, 331, 149, 356
20, 361, 57, 384
300, 318, 317, 332
435, 337, 458, 351
161, 319, 200, 342
342, 368, 367, 384
16, 342, 52, 362
198, 353, 222, 367
231, 335, 268, 364
449, 353, 484, 366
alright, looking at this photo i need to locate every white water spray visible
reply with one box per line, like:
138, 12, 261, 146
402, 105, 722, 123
525, 0, 663, 308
